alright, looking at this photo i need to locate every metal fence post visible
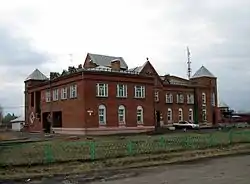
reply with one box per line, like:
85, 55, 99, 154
44, 144, 54, 164
90, 141, 96, 160
229, 129, 233, 144
159, 136, 165, 148
127, 140, 134, 156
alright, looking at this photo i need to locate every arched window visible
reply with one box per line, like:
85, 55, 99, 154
137, 106, 143, 124
167, 108, 172, 122
188, 109, 193, 122
202, 92, 206, 104
178, 108, 183, 121
98, 105, 106, 125
118, 105, 126, 124
202, 109, 207, 121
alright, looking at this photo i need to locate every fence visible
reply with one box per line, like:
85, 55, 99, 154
1, 129, 250, 166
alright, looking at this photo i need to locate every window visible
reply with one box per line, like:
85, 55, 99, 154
137, 106, 143, 124
189, 109, 193, 122
134, 86, 145, 98
178, 108, 183, 121
202, 109, 207, 121
167, 108, 172, 122
98, 105, 106, 125
118, 105, 126, 124
69, 84, 77, 98
97, 83, 108, 97
211, 93, 215, 106
117, 84, 127, 98
202, 92, 206, 104
187, 94, 194, 104
155, 91, 159, 102
52, 89, 59, 101
166, 93, 173, 103
45, 91, 51, 102
61, 87, 67, 100
177, 94, 184, 103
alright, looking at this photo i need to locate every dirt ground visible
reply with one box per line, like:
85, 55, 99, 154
3, 154, 250, 184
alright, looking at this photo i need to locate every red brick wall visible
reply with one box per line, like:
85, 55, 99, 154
83, 73, 155, 128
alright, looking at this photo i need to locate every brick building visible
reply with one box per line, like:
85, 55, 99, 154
24, 53, 218, 135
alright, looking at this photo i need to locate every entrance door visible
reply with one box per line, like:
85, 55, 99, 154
42, 112, 51, 133
155, 111, 161, 127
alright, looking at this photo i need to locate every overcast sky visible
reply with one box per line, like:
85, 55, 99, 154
0, 0, 249, 115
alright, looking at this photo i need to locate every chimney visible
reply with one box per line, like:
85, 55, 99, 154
111, 59, 121, 71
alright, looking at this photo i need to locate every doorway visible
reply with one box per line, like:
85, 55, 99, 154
42, 112, 51, 133
156, 110, 161, 127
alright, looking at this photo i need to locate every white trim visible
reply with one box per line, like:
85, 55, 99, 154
202, 92, 206, 104
97, 83, 108, 97
98, 104, 107, 125
116, 84, 127, 98
134, 85, 145, 98
118, 105, 126, 124
137, 106, 144, 124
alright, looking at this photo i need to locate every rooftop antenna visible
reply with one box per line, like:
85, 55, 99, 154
187, 46, 192, 79
69, 53, 73, 64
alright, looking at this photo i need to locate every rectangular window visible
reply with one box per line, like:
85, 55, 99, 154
45, 91, 51, 102
117, 84, 127, 98
134, 86, 145, 98
155, 91, 159, 102
70, 84, 77, 98
202, 93, 206, 104
187, 94, 194, 104
97, 83, 108, 97
52, 89, 59, 101
202, 109, 207, 121
166, 93, 173, 103
61, 87, 67, 100
177, 94, 184, 103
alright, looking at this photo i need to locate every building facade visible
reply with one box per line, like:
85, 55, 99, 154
24, 53, 218, 135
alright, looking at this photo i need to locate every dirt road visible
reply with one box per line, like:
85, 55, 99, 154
4, 155, 250, 184
89, 155, 250, 184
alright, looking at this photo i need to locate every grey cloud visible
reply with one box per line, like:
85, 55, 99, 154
0, 27, 49, 67
146, 0, 250, 111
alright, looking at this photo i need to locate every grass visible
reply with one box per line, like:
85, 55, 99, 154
1, 129, 250, 167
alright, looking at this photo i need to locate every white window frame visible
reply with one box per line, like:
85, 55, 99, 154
166, 93, 173, 103
177, 94, 184, 104
118, 105, 126, 124
189, 109, 193, 122
134, 86, 145, 98
202, 109, 207, 121
137, 106, 144, 124
178, 108, 183, 121
187, 94, 194, 104
97, 83, 108, 97
116, 84, 127, 98
202, 92, 206, 104
52, 89, 59, 101
167, 108, 172, 123
45, 91, 51, 102
61, 87, 67, 100
154, 91, 159, 102
69, 84, 77, 98
98, 105, 106, 125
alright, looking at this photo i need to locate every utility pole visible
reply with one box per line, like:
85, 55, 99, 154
187, 46, 192, 79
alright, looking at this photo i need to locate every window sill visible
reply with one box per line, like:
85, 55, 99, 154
69, 97, 77, 99
134, 97, 145, 99
96, 96, 108, 98
166, 102, 173, 104
98, 124, 107, 127
116, 96, 127, 98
